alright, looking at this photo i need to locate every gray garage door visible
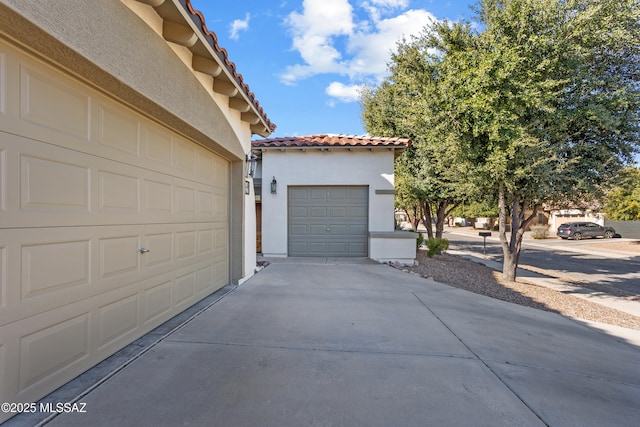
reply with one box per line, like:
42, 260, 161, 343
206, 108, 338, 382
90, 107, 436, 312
289, 186, 368, 257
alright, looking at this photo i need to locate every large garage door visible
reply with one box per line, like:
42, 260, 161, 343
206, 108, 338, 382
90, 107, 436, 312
289, 186, 368, 257
0, 40, 229, 410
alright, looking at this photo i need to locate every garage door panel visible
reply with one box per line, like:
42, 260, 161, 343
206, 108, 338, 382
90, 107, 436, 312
21, 239, 90, 301
97, 103, 139, 156
289, 186, 368, 257
310, 188, 327, 200
329, 206, 347, 218
197, 190, 214, 216
175, 231, 197, 260
174, 271, 196, 308
144, 178, 173, 214
20, 63, 90, 142
175, 185, 196, 215
143, 280, 173, 326
330, 224, 347, 236
310, 206, 327, 217
99, 235, 140, 279
289, 224, 307, 237
328, 242, 347, 255
328, 188, 348, 200
21, 154, 90, 213
143, 232, 172, 268
142, 123, 173, 166
348, 242, 368, 256
308, 242, 327, 256
350, 224, 368, 235
0, 38, 231, 414
289, 187, 308, 200
350, 206, 367, 217
309, 224, 327, 236
3, 133, 228, 227
19, 313, 90, 392
97, 294, 139, 351
98, 170, 140, 213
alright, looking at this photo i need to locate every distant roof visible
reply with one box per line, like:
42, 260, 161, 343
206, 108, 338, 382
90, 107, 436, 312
252, 134, 411, 149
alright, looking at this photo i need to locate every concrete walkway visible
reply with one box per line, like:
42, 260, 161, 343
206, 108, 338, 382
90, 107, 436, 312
7, 259, 640, 426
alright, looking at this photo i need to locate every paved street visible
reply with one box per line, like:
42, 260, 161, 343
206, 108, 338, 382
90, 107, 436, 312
444, 230, 640, 297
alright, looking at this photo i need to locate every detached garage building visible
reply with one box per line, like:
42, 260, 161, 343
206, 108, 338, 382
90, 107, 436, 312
253, 135, 417, 264
0, 0, 273, 420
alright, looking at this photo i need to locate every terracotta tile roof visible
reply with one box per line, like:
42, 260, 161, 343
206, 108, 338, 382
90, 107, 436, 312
184, 0, 275, 133
252, 134, 411, 148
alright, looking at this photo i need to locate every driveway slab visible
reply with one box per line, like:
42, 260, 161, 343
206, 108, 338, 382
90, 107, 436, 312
17, 260, 640, 427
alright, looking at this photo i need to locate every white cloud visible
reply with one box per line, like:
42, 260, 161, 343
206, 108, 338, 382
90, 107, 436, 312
281, 1, 437, 102
282, 0, 355, 83
347, 9, 436, 79
325, 82, 363, 103
360, 0, 409, 22
229, 13, 250, 40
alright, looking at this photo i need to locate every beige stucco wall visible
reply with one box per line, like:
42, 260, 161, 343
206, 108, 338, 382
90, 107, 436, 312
0, 0, 249, 160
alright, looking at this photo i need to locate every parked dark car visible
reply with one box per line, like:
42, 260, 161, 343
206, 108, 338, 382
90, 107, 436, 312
557, 222, 616, 240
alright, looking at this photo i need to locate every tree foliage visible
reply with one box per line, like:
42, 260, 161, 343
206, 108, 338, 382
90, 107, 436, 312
604, 167, 640, 220
361, 25, 477, 239
362, 0, 640, 281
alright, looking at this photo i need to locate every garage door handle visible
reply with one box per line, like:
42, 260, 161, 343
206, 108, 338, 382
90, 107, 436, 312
139, 248, 151, 254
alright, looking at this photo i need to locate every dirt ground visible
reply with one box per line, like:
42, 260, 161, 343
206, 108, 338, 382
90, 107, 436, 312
400, 249, 640, 330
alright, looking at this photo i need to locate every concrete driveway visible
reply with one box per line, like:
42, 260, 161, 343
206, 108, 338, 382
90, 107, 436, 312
20, 259, 640, 426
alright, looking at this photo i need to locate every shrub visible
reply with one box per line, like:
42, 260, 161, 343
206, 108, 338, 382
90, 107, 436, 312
416, 232, 425, 250
530, 224, 549, 239
426, 237, 449, 258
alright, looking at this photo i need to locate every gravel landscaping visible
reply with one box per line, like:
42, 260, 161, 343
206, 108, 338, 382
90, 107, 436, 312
402, 249, 640, 331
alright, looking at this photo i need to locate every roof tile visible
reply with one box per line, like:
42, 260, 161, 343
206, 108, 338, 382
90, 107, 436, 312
184, 0, 275, 133
252, 134, 411, 148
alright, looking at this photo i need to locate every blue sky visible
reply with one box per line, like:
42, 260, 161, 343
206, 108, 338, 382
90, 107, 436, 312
189, 0, 477, 139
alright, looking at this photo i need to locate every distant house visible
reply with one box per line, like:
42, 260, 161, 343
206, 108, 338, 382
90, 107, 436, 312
0, 0, 272, 420
252, 135, 417, 264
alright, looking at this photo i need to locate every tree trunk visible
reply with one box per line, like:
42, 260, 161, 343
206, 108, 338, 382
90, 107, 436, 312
434, 202, 447, 238
421, 201, 434, 239
498, 184, 539, 282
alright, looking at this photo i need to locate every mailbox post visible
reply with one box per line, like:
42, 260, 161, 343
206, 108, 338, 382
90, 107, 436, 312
479, 231, 491, 255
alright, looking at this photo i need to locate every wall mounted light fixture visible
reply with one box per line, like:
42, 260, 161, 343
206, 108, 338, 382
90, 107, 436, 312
246, 153, 257, 177
270, 176, 277, 194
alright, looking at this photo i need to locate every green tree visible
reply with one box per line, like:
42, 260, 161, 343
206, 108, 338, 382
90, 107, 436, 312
443, 0, 640, 281
604, 167, 640, 220
361, 27, 476, 239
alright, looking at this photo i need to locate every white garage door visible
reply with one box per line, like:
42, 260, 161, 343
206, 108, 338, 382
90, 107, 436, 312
0, 40, 229, 409
289, 186, 369, 257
